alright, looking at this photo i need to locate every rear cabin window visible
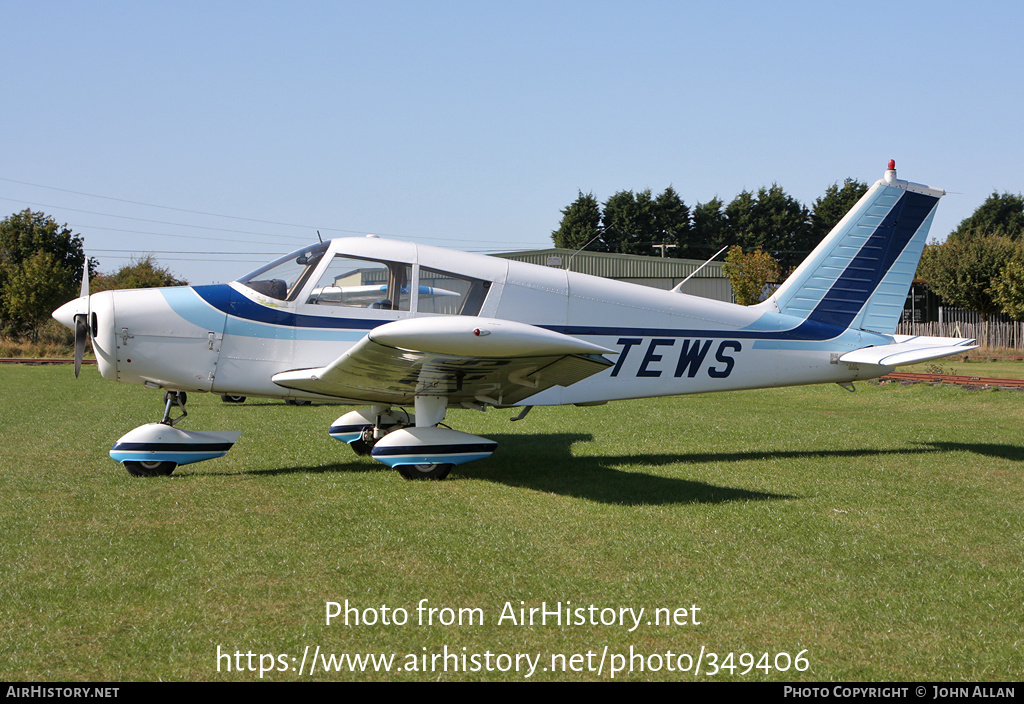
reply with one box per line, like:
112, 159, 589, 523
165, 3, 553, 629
418, 267, 490, 316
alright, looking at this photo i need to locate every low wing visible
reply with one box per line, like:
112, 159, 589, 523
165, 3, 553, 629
272, 316, 615, 406
840, 335, 977, 367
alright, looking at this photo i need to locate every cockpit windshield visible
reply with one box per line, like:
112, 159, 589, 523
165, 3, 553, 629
236, 242, 329, 300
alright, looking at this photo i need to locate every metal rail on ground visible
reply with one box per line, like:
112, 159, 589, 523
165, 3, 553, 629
881, 372, 1024, 389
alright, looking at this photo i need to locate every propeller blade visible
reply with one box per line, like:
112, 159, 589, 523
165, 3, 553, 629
75, 257, 91, 378
74, 314, 87, 378
80, 258, 90, 299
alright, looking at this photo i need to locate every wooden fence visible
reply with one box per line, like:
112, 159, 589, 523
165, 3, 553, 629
896, 319, 1024, 350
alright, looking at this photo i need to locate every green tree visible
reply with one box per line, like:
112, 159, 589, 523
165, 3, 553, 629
810, 178, 868, 245
0, 210, 88, 336
1, 251, 76, 338
652, 186, 693, 258
555, 187, 694, 257
692, 197, 729, 258
949, 192, 1024, 241
722, 245, 780, 306
600, 189, 657, 255
724, 185, 810, 272
917, 233, 1017, 321
991, 243, 1024, 320
91, 255, 187, 292
723, 190, 757, 248
551, 192, 601, 250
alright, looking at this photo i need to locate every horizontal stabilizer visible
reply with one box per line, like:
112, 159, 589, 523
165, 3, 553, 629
839, 336, 977, 367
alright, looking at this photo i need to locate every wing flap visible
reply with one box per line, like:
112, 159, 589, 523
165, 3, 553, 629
272, 317, 614, 405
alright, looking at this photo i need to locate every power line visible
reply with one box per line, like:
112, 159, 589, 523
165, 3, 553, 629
0, 196, 310, 241
63, 223, 301, 247
0, 179, 553, 249
98, 256, 272, 264
0, 176, 323, 231
89, 249, 285, 255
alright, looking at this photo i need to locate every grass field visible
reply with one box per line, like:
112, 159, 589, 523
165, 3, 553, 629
1, 364, 1021, 681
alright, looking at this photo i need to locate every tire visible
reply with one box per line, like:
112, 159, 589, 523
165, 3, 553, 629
285, 399, 312, 406
124, 460, 177, 477
396, 463, 453, 480
220, 394, 246, 403
349, 438, 373, 456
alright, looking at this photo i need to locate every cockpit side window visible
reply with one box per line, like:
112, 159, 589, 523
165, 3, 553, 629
306, 255, 412, 311
236, 243, 328, 301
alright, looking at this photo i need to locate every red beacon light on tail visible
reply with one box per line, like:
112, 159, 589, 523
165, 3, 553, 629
884, 159, 898, 185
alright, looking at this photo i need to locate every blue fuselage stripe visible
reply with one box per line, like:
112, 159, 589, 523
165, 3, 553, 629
543, 319, 845, 341
192, 285, 388, 330
186, 284, 853, 342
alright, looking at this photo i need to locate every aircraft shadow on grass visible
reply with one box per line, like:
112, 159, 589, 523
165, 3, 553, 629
454, 433, 795, 505
448, 434, 1015, 505
180, 436, 1022, 506
466, 437, 1024, 504
916, 441, 1024, 463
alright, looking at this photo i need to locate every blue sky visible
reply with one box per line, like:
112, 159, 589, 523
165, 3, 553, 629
2, 1, 1021, 284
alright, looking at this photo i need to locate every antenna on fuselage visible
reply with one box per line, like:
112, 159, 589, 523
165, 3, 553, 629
670, 244, 729, 293
566, 228, 606, 273
317, 230, 323, 243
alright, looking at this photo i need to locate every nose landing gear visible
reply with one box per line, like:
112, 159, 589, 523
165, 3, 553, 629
110, 390, 241, 477
161, 390, 188, 426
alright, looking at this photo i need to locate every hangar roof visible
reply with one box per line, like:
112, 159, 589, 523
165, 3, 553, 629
490, 248, 727, 280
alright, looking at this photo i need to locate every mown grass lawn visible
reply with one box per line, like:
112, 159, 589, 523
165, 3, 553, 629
1, 364, 1021, 681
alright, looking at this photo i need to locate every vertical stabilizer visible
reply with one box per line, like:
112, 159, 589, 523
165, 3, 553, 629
762, 161, 944, 335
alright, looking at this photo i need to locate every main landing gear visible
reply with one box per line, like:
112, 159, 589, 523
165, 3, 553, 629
396, 463, 454, 481
329, 397, 496, 481
124, 459, 177, 477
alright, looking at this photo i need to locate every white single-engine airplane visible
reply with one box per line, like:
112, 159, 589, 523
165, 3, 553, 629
53, 161, 976, 479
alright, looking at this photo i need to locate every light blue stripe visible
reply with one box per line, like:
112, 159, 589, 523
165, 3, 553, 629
374, 452, 494, 468
110, 450, 229, 466
159, 287, 227, 330
222, 316, 365, 342
160, 287, 366, 342
751, 328, 890, 351
329, 432, 363, 443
